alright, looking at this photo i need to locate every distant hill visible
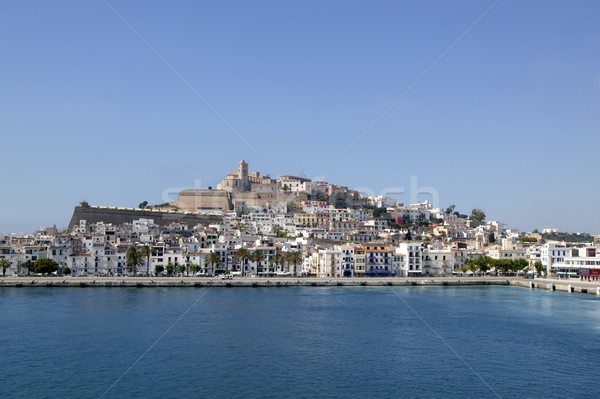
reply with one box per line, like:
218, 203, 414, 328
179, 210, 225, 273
542, 231, 593, 243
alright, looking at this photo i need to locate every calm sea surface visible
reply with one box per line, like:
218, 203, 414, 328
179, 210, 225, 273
1, 285, 599, 398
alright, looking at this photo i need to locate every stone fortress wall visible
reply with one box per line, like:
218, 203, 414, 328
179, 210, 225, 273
68, 203, 221, 229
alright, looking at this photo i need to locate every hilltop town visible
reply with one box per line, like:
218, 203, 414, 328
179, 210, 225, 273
1, 160, 599, 280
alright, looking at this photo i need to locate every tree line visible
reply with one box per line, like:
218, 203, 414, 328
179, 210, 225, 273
125, 246, 303, 277
0, 258, 62, 276
460, 256, 529, 275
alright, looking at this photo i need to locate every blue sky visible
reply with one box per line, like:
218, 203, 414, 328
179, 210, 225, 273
1, 0, 599, 234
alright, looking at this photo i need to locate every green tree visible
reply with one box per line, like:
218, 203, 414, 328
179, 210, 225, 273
469, 209, 486, 222
251, 250, 265, 275
465, 259, 478, 276
496, 259, 512, 275
512, 258, 529, 274
166, 263, 175, 276
459, 265, 468, 275
126, 246, 143, 276
235, 248, 250, 276
155, 265, 165, 275
21, 260, 34, 276
138, 201, 148, 209
32, 258, 59, 275
474, 256, 492, 274
274, 227, 288, 238
140, 245, 152, 277
0, 259, 10, 277
333, 194, 347, 209
445, 205, 456, 215
542, 231, 593, 243
62, 267, 71, 276
178, 265, 186, 276
373, 207, 389, 219
189, 264, 200, 276
415, 213, 429, 227
268, 256, 275, 273
272, 251, 283, 273
280, 252, 289, 274
288, 251, 302, 276
206, 251, 222, 277
534, 261, 543, 276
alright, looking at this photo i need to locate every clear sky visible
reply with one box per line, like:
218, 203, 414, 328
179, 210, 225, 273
1, 0, 599, 234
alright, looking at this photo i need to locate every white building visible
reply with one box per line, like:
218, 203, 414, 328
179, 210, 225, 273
423, 247, 454, 276
308, 249, 343, 278
279, 175, 312, 193
541, 242, 571, 276
487, 239, 527, 261
336, 244, 355, 277
396, 243, 423, 277
551, 247, 600, 279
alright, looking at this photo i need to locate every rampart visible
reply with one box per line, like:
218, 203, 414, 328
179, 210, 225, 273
68, 205, 222, 229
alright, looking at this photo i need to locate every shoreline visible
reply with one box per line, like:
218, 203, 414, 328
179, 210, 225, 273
1, 276, 599, 296
0, 276, 511, 288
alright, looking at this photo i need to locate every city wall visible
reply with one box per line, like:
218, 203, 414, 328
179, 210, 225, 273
68, 205, 222, 229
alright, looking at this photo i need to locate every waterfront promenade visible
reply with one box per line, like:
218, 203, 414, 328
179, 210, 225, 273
0, 276, 511, 288
2, 276, 600, 296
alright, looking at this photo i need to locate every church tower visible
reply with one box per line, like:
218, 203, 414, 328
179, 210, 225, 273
238, 160, 248, 180
238, 160, 250, 190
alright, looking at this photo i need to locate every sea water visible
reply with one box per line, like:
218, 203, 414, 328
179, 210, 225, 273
1, 285, 599, 398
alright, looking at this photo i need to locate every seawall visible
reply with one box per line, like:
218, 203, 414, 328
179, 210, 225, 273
510, 278, 600, 296
0, 276, 511, 288
5, 277, 600, 296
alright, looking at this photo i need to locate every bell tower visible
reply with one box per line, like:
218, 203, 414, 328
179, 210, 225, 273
238, 160, 248, 180
238, 160, 250, 190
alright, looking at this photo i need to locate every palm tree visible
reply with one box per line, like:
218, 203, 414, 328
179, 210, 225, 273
140, 245, 152, 276
126, 246, 143, 276
289, 251, 303, 276
235, 248, 250, 277
251, 250, 265, 276
272, 251, 283, 273
21, 260, 34, 276
267, 251, 276, 273
282, 252, 291, 274
206, 251, 221, 277
0, 259, 10, 277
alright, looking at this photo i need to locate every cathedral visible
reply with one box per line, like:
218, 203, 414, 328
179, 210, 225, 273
176, 160, 280, 212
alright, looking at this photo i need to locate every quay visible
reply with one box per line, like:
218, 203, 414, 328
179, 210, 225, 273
510, 277, 600, 296
2, 277, 600, 297
0, 276, 511, 288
